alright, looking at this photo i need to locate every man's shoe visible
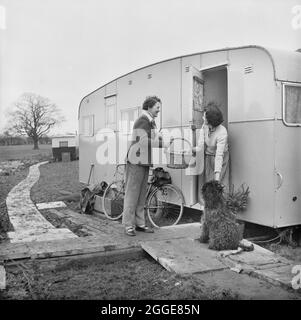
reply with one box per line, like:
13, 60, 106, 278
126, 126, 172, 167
125, 227, 136, 236
136, 225, 154, 233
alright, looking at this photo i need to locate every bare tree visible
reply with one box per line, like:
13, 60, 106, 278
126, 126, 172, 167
7, 93, 65, 149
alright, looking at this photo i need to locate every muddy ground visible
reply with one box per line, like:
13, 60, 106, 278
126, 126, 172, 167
2, 253, 300, 300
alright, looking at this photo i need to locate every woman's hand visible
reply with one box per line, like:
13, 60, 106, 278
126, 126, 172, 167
214, 172, 220, 181
191, 147, 196, 156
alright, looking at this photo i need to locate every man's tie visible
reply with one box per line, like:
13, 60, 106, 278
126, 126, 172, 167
150, 120, 157, 129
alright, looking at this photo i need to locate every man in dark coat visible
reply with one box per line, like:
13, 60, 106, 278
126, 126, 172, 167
122, 96, 165, 236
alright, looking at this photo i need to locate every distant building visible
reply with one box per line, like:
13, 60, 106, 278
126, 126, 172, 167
51, 135, 78, 161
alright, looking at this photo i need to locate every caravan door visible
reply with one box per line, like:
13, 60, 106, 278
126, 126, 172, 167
182, 65, 204, 137
181, 65, 205, 206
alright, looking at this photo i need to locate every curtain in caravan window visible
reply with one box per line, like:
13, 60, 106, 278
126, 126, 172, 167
285, 85, 301, 124
105, 96, 117, 127
120, 108, 139, 133
106, 105, 115, 124
81, 115, 94, 136
120, 110, 129, 133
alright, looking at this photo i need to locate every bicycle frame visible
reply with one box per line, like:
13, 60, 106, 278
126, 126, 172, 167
114, 164, 157, 197
104, 164, 185, 226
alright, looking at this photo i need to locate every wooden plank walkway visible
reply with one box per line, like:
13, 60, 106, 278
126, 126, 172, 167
47, 208, 124, 237
0, 223, 202, 262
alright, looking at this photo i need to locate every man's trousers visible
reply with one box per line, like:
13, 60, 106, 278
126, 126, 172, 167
122, 162, 150, 229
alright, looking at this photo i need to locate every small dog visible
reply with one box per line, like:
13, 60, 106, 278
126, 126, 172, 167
199, 180, 253, 251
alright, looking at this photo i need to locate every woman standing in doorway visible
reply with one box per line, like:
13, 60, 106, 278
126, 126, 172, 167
192, 102, 229, 188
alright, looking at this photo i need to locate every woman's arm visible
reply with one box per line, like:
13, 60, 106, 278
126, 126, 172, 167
214, 130, 227, 181
192, 125, 205, 154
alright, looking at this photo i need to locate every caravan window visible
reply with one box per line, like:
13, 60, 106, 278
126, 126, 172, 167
120, 107, 140, 134
283, 84, 301, 125
81, 115, 94, 136
105, 95, 117, 127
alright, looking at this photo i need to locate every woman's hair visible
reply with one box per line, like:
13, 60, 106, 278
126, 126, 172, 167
142, 96, 161, 110
204, 102, 224, 127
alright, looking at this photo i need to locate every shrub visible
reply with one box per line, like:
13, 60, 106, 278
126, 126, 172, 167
224, 184, 250, 215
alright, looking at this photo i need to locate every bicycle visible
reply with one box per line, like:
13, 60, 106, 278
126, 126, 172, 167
102, 164, 185, 227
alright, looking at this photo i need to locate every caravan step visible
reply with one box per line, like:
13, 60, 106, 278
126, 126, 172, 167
141, 238, 227, 274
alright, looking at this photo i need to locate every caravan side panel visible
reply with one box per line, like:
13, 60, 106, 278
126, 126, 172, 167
274, 120, 301, 227
79, 88, 109, 184
274, 80, 301, 227
228, 48, 275, 122
228, 47, 276, 227
230, 121, 275, 226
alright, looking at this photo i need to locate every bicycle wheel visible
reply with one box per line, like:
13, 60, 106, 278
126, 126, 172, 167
102, 180, 125, 220
146, 184, 184, 228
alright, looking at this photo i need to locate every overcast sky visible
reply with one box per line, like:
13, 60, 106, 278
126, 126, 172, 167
0, 0, 300, 135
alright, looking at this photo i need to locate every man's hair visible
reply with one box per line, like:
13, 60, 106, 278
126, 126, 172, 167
142, 96, 161, 110
205, 102, 224, 127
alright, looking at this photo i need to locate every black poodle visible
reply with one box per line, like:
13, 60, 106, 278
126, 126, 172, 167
199, 180, 252, 251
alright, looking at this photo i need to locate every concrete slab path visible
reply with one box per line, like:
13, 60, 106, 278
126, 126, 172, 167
0, 265, 6, 290
36, 201, 67, 210
141, 234, 299, 292
6, 161, 76, 243
141, 238, 228, 274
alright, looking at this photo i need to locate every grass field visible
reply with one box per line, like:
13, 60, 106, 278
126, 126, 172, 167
0, 144, 52, 161
31, 160, 84, 213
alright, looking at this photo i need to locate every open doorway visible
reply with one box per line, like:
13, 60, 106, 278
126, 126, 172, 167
197, 67, 229, 202
203, 67, 228, 128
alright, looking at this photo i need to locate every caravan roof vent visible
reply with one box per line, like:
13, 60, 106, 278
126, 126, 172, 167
147, 73, 152, 79
128, 80, 133, 85
244, 65, 253, 74
185, 66, 190, 73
